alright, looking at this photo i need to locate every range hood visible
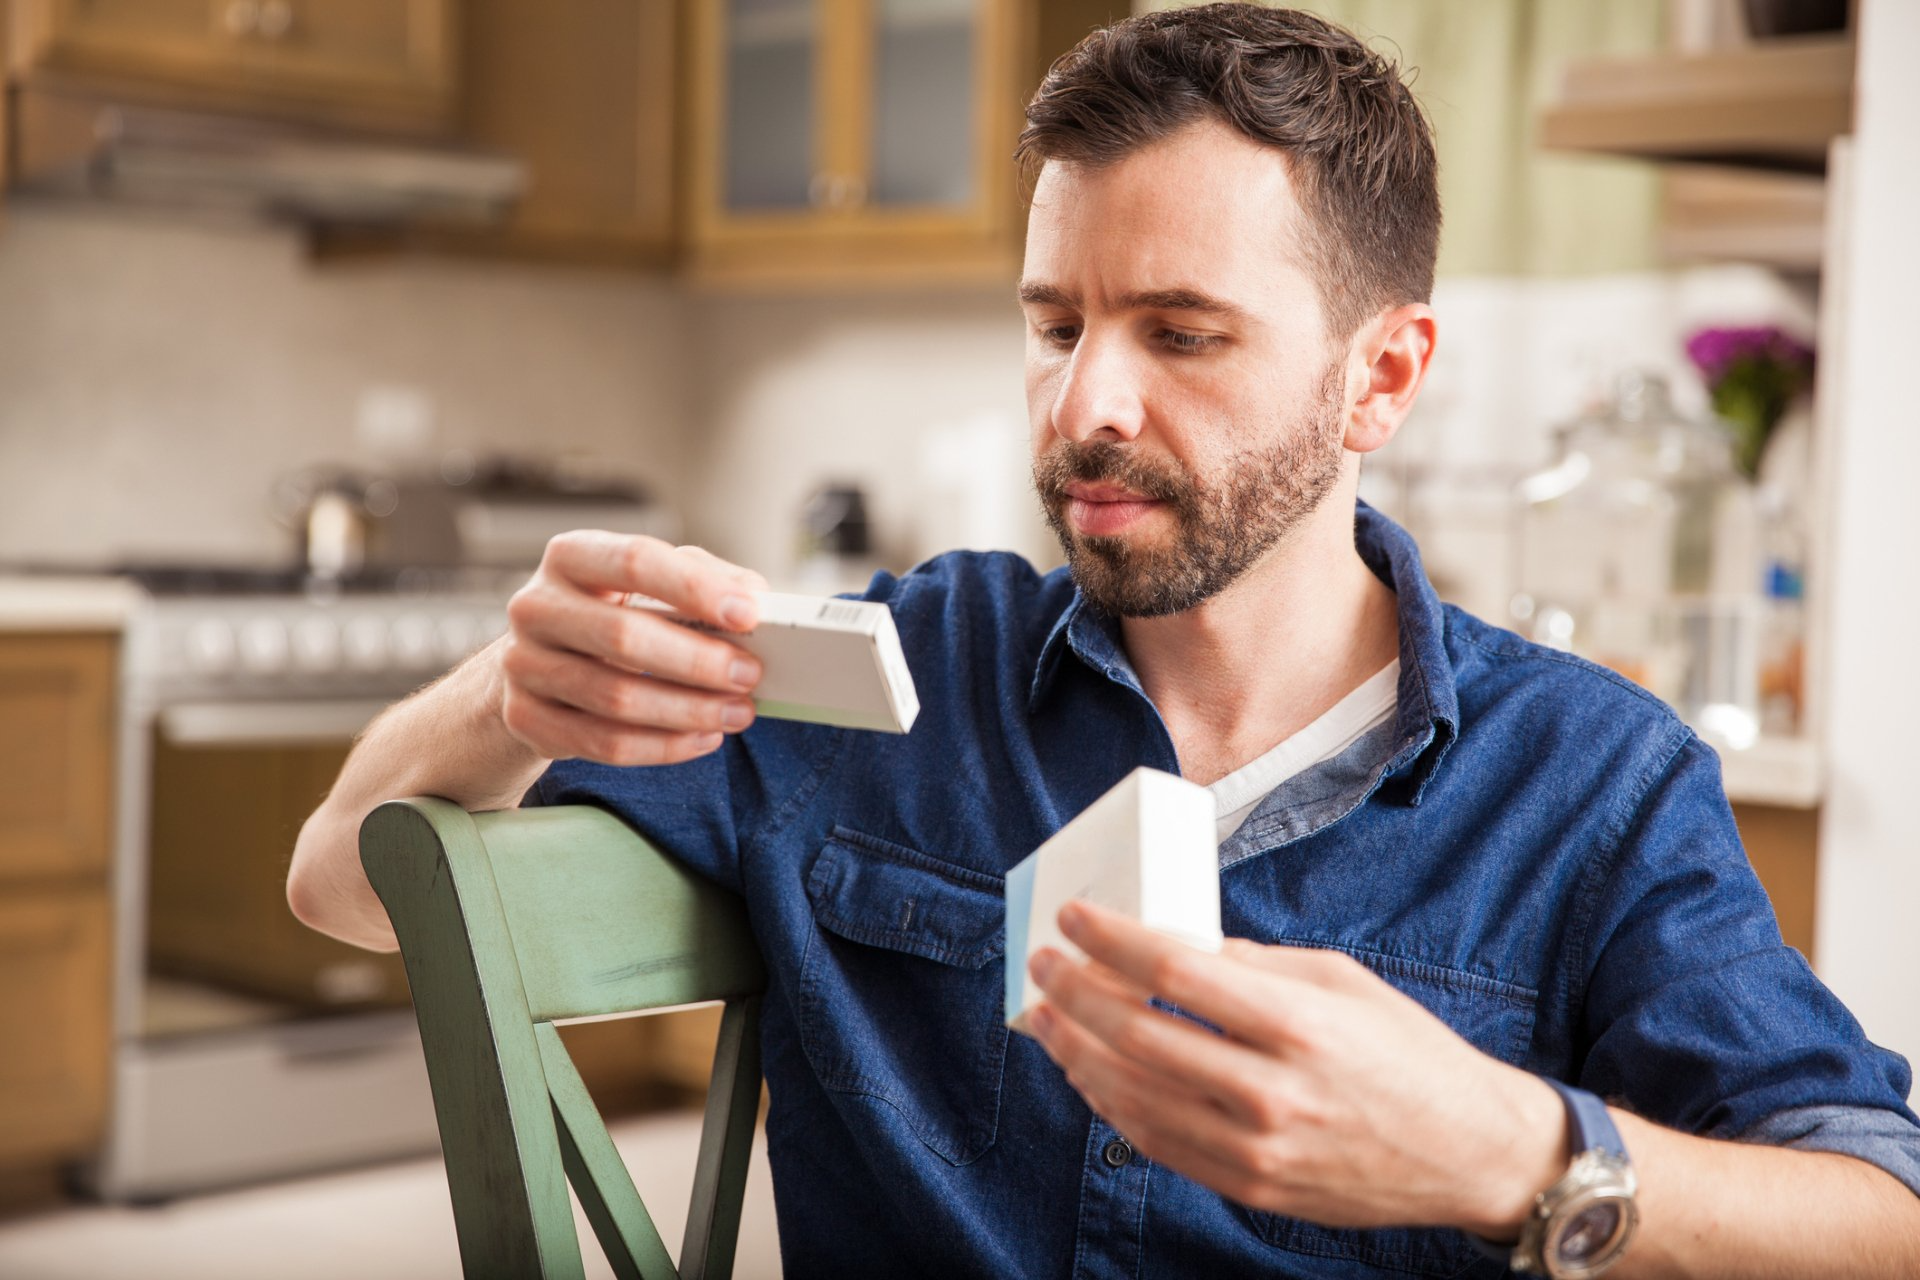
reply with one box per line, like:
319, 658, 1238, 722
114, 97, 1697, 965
9, 81, 526, 227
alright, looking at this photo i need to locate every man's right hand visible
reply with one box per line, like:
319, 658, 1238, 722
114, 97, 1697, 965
290, 530, 769, 951
497, 531, 769, 768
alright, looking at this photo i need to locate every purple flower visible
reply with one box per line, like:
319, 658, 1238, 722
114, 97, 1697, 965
1683, 325, 1817, 476
1685, 325, 1815, 387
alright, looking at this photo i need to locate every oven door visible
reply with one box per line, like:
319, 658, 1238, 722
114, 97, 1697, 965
143, 698, 411, 1035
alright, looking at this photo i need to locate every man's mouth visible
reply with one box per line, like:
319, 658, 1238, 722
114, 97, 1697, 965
1061, 482, 1164, 536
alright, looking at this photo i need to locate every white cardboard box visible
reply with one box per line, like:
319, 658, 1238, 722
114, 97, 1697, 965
625, 591, 919, 734
1004, 767, 1222, 1035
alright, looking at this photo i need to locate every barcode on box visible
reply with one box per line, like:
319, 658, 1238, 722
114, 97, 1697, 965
814, 601, 867, 627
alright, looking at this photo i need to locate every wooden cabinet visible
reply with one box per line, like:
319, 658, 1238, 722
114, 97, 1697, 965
1733, 801, 1818, 961
456, 0, 675, 261
317, 0, 678, 265
0, 633, 116, 1176
1, 3, 10, 230
0, 633, 114, 884
0, 890, 111, 1168
6, 0, 457, 133
685, 0, 1125, 288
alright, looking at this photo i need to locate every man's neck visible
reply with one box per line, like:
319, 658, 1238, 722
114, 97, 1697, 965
1118, 493, 1401, 788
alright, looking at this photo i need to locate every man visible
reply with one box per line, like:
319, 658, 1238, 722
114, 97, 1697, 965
290, 6, 1920, 1276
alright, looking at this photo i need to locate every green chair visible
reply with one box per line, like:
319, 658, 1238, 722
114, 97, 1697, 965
360, 798, 767, 1280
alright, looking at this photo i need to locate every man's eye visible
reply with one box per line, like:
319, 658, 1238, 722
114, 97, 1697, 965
1038, 324, 1080, 347
1158, 330, 1220, 354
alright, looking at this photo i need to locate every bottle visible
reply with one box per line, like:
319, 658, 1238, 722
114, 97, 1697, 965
1753, 398, 1814, 736
1512, 372, 1762, 748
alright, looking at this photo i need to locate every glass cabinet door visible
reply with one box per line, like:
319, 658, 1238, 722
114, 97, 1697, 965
868, 0, 980, 209
692, 0, 1057, 281
724, 0, 819, 211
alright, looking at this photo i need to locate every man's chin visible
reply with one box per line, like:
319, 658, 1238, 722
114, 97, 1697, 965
1062, 548, 1208, 619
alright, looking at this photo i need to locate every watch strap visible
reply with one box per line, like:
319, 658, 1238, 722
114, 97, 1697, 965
1543, 1077, 1626, 1161
1464, 1078, 1627, 1272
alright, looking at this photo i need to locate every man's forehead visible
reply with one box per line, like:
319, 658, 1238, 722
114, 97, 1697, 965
1021, 122, 1313, 309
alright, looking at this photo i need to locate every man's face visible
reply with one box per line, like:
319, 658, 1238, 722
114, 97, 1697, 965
1021, 119, 1351, 618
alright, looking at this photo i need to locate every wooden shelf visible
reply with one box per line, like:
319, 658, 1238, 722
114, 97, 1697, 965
1660, 165, 1827, 270
1540, 34, 1854, 171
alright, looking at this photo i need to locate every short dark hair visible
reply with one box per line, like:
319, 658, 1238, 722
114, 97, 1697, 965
1017, 3, 1440, 342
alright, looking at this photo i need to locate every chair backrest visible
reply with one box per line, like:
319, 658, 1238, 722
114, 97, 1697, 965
361, 798, 767, 1280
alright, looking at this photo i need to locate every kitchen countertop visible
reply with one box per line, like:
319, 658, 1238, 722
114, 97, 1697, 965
0, 575, 144, 631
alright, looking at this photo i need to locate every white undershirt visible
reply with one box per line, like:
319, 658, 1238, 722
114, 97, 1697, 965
1209, 659, 1400, 843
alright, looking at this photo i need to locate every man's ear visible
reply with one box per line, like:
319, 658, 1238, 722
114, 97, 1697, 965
1344, 304, 1437, 455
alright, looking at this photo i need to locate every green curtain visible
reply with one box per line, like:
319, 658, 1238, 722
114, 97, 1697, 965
1141, 0, 1668, 277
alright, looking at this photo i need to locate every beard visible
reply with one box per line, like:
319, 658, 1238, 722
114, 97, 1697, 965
1032, 363, 1347, 618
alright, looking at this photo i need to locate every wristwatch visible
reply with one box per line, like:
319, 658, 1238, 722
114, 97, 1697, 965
1477, 1078, 1639, 1278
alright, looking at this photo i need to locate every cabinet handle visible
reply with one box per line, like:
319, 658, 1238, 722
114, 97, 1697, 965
222, 0, 259, 37
256, 0, 295, 40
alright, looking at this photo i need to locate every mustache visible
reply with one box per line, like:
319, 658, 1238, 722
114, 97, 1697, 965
1032, 441, 1188, 507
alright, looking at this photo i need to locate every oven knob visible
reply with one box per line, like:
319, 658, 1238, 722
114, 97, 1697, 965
292, 617, 340, 673
343, 616, 389, 671
186, 620, 236, 674
391, 615, 437, 669
239, 618, 290, 675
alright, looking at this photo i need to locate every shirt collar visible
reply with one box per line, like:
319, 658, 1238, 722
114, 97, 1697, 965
1028, 500, 1459, 804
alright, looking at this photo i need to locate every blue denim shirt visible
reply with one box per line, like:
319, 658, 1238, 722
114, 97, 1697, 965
532, 504, 1918, 1278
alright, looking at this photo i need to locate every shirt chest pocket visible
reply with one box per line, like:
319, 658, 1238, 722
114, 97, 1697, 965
1247, 948, 1537, 1278
798, 827, 1009, 1166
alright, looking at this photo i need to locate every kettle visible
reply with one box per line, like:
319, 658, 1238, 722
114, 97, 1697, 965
269, 469, 402, 583
302, 483, 370, 582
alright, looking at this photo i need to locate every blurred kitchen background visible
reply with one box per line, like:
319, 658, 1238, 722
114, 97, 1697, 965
0, 0, 1914, 1275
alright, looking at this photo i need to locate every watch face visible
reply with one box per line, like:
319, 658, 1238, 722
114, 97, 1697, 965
1547, 1191, 1636, 1276
1556, 1202, 1625, 1262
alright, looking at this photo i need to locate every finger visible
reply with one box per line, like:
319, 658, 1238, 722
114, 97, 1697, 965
499, 684, 724, 767
1105, 1114, 1295, 1217
510, 585, 761, 693
1057, 902, 1317, 1052
1031, 950, 1294, 1125
542, 531, 762, 631
1030, 999, 1297, 1208
1221, 937, 1374, 991
674, 545, 771, 595
1028, 999, 1219, 1122
505, 640, 754, 735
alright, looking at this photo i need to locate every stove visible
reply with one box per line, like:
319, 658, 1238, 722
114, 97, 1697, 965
88, 562, 521, 1200
118, 564, 518, 704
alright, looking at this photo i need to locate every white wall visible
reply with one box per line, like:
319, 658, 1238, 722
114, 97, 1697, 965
1814, 0, 1920, 1066
0, 201, 694, 567
680, 289, 1060, 578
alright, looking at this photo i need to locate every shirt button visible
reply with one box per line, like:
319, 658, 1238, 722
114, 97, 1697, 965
1102, 1138, 1134, 1169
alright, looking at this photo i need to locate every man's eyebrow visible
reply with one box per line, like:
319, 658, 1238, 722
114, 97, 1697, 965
1016, 281, 1251, 324
1017, 281, 1077, 310
1116, 288, 1251, 323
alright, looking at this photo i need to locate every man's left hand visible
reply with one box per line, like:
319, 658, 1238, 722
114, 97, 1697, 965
1026, 900, 1566, 1236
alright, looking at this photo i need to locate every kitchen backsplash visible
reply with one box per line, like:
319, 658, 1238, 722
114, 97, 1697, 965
0, 202, 695, 567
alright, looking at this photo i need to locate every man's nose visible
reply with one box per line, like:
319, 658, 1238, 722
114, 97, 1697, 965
1050, 331, 1147, 444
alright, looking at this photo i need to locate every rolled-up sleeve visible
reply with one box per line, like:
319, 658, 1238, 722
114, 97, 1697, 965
1574, 735, 1920, 1189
